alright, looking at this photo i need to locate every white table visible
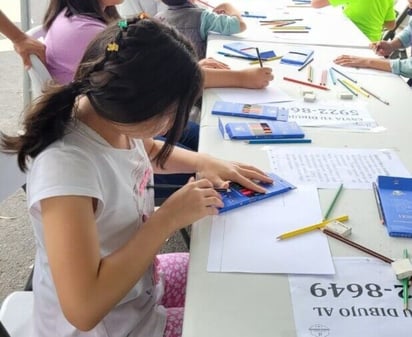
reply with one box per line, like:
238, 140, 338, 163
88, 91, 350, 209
182, 40, 412, 337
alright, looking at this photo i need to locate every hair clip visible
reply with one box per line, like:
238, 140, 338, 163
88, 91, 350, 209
137, 12, 149, 20
107, 42, 119, 52
118, 19, 128, 30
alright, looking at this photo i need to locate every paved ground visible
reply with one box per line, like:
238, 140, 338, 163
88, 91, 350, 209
0, 2, 188, 304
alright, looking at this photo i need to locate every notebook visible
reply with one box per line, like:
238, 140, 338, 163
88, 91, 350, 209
211, 101, 289, 121
223, 42, 276, 60
376, 175, 412, 238
219, 172, 296, 213
280, 47, 314, 66
218, 118, 304, 140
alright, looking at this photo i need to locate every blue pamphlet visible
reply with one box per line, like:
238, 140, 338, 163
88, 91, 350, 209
223, 42, 276, 60
211, 101, 289, 121
280, 47, 314, 66
376, 175, 412, 238
219, 118, 304, 140
219, 172, 296, 213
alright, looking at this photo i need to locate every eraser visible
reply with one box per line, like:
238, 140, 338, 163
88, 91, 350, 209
338, 92, 353, 100
325, 220, 352, 237
391, 258, 412, 280
303, 93, 316, 102
302, 89, 314, 96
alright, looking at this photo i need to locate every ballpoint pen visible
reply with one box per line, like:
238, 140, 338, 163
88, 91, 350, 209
372, 182, 385, 225
276, 215, 349, 240
402, 248, 410, 310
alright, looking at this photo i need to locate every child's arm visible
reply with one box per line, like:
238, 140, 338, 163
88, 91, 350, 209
0, 10, 45, 68
202, 67, 274, 89
144, 138, 273, 192
40, 177, 222, 330
212, 3, 246, 31
334, 54, 392, 73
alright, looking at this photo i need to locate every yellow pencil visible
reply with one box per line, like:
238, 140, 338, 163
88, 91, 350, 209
341, 79, 369, 97
249, 55, 283, 65
276, 215, 349, 240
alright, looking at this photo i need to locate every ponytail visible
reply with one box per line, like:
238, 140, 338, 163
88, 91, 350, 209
0, 82, 83, 172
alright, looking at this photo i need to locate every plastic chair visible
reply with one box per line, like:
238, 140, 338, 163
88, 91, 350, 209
0, 152, 33, 336
25, 26, 52, 100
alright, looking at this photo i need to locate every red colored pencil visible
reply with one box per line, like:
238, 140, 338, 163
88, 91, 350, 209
283, 76, 330, 91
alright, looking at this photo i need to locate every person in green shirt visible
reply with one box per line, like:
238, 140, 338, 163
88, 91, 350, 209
311, 0, 396, 42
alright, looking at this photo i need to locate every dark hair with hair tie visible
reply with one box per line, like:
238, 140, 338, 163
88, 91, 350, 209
1, 16, 203, 171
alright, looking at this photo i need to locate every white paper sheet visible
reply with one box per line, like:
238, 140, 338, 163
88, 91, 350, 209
289, 257, 411, 337
205, 85, 294, 104
268, 147, 411, 189
208, 185, 335, 275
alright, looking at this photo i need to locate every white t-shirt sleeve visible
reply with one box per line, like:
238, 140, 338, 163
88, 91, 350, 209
27, 146, 104, 211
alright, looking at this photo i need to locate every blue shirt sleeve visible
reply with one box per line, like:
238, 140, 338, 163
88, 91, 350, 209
199, 11, 241, 40
397, 17, 412, 49
390, 58, 412, 78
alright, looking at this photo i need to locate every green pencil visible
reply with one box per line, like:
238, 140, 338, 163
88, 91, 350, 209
323, 183, 344, 220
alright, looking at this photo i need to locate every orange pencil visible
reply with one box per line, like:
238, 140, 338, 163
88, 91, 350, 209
283, 76, 330, 91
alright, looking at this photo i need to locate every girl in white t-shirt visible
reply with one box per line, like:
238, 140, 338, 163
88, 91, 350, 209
1, 15, 272, 337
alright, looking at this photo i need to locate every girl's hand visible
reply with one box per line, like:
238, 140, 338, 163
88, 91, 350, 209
239, 67, 274, 89
196, 154, 273, 193
198, 57, 230, 69
158, 177, 224, 230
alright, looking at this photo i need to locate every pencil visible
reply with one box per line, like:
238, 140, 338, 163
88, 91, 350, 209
276, 215, 349, 240
337, 78, 358, 96
359, 86, 390, 105
320, 69, 328, 86
255, 47, 263, 67
246, 138, 312, 144
402, 248, 409, 310
260, 19, 304, 23
146, 184, 229, 193
272, 30, 309, 33
307, 65, 313, 82
217, 51, 256, 61
283, 76, 329, 91
249, 55, 282, 65
322, 228, 394, 264
331, 66, 357, 83
372, 182, 385, 225
341, 79, 369, 97
298, 58, 314, 71
328, 68, 337, 85
270, 26, 311, 30
323, 183, 344, 220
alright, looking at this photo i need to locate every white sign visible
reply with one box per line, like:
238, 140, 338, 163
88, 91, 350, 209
289, 257, 412, 337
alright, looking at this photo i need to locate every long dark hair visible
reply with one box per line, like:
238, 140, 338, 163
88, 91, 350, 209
1, 16, 203, 171
43, 0, 120, 30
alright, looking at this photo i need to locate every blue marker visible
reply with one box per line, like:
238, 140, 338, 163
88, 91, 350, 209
328, 68, 336, 85
242, 11, 267, 19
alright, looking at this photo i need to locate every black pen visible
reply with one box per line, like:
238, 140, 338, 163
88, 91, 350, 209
255, 47, 263, 67
146, 184, 230, 193
372, 182, 385, 225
